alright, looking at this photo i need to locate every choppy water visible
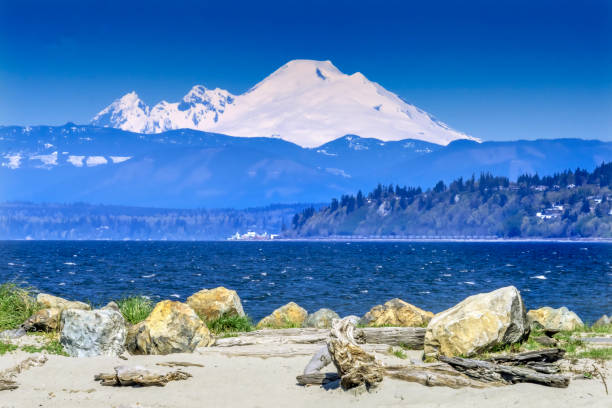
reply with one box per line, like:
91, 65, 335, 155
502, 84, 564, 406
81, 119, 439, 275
1, 241, 610, 322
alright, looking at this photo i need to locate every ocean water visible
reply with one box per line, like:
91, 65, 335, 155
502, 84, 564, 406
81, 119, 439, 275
1, 241, 610, 322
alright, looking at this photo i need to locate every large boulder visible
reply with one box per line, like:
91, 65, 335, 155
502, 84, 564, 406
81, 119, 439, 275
186, 287, 245, 321
360, 298, 434, 327
527, 307, 584, 331
22, 308, 62, 332
424, 286, 529, 359
37, 293, 90, 311
256, 302, 308, 329
60, 305, 126, 357
304, 308, 340, 328
126, 300, 213, 355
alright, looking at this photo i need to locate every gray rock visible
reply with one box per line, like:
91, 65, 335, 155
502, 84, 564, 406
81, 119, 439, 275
60, 307, 127, 357
343, 315, 361, 326
304, 308, 340, 328
534, 336, 558, 347
0, 327, 26, 339
593, 314, 611, 327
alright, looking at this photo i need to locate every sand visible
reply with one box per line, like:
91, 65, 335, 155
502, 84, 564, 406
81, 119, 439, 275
1, 344, 610, 408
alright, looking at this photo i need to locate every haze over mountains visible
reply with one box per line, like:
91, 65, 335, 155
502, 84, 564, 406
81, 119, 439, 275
1, 124, 611, 209
91, 60, 477, 147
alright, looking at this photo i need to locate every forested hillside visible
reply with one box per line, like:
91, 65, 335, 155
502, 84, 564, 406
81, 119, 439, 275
286, 163, 612, 239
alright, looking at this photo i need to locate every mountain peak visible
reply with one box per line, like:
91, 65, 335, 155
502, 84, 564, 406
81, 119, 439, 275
91, 60, 478, 147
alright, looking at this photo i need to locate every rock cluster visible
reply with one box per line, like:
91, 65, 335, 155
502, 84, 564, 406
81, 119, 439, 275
424, 286, 529, 359
60, 303, 127, 357
126, 300, 213, 355
360, 298, 433, 327
186, 287, 245, 321
594, 314, 611, 327
527, 306, 584, 332
37, 293, 90, 311
304, 308, 340, 329
257, 302, 308, 329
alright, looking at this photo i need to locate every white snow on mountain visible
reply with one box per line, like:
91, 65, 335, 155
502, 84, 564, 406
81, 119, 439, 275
30, 151, 58, 168
91, 59, 478, 147
86, 156, 108, 167
67, 155, 85, 167
110, 156, 132, 163
2, 153, 22, 169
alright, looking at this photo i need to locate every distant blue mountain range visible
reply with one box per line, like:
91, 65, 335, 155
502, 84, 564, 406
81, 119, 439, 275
1, 124, 611, 208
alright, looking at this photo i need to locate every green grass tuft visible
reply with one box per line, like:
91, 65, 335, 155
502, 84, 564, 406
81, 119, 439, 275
0, 282, 41, 331
205, 314, 254, 335
388, 346, 407, 359
575, 347, 612, 360
21, 340, 68, 356
0, 341, 18, 355
117, 296, 154, 324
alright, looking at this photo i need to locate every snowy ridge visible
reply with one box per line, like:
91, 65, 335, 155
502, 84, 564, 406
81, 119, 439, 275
91, 59, 478, 147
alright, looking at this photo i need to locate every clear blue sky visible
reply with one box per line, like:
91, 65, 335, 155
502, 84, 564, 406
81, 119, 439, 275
0, 0, 610, 141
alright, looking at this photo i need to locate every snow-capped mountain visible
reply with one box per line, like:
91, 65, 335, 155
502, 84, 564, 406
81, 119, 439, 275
91, 60, 478, 147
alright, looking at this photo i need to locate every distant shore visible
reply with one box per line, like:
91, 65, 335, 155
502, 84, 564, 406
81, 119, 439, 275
274, 237, 612, 243
2, 237, 612, 243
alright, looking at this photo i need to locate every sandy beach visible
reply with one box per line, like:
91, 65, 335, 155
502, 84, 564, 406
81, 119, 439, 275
1, 343, 610, 408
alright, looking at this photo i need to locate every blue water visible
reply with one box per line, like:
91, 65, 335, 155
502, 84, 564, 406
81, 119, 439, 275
1, 241, 610, 322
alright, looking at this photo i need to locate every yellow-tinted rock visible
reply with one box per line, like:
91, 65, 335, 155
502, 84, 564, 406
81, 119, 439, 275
186, 287, 245, 321
256, 302, 308, 329
527, 307, 583, 331
424, 286, 529, 359
126, 300, 213, 355
22, 308, 61, 332
361, 298, 433, 327
37, 293, 90, 310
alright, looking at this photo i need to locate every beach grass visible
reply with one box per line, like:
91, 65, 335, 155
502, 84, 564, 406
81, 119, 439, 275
206, 313, 254, 335
117, 296, 154, 324
388, 346, 407, 359
0, 282, 40, 331
21, 339, 68, 356
575, 347, 612, 360
0, 340, 18, 355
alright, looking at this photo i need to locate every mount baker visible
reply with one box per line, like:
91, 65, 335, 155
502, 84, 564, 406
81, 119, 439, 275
92, 59, 478, 148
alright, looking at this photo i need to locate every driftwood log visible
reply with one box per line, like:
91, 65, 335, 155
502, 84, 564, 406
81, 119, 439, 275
384, 363, 498, 388
0, 354, 48, 391
486, 348, 565, 365
94, 366, 192, 387
296, 372, 341, 385
439, 356, 570, 388
214, 327, 425, 349
328, 319, 384, 390
298, 318, 384, 390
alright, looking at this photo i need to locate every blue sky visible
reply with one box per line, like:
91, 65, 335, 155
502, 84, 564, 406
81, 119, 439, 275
0, 0, 610, 142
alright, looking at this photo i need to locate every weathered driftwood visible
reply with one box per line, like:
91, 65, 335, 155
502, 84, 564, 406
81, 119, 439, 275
384, 363, 497, 389
439, 356, 570, 388
94, 366, 192, 387
359, 327, 425, 349
156, 361, 204, 368
296, 372, 340, 385
303, 346, 333, 375
0, 354, 48, 391
486, 348, 565, 365
214, 327, 425, 348
327, 318, 384, 390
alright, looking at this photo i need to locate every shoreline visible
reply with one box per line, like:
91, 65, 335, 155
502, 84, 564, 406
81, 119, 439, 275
2, 237, 612, 243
